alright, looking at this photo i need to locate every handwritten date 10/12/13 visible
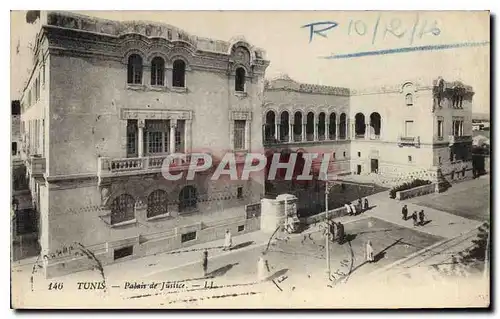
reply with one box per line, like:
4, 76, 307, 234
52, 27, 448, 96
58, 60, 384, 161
302, 14, 441, 46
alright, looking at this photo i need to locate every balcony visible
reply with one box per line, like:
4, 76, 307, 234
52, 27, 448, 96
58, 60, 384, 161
397, 136, 421, 147
449, 135, 472, 146
98, 154, 197, 183
26, 155, 46, 178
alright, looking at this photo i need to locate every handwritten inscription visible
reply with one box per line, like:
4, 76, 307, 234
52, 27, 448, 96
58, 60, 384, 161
302, 13, 441, 46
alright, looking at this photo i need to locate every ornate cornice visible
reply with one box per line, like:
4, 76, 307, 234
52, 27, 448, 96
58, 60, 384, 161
42, 11, 270, 76
265, 75, 350, 96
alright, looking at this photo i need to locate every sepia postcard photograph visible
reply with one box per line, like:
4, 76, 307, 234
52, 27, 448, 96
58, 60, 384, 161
9, 8, 491, 309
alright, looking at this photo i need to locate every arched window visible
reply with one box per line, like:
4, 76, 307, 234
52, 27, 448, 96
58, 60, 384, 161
264, 110, 276, 144
151, 57, 165, 86
355, 113, 366, 138
370, 112, 381, 137
127, 54, 143, 84
235, 67, 246, 92
405, 93, 413, 106
318, 112, 326, 140
147, 190, 168, 218
339, 113, 347, 139
306, 112, 315, 141
329, 113, 336, 140
110, 194, 135, 225
293, 112, 303, 142
172, 59, 186, 88
280, 111, 289, 142
179, 185, 197, 212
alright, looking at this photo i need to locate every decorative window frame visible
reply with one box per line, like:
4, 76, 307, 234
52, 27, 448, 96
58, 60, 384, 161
229, 111, 252, 152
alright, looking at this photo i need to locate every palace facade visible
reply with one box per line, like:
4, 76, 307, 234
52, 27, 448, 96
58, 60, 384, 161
17, 11, 474, 277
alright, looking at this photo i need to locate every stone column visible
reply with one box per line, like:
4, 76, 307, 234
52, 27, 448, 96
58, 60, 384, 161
313, 115, 318, 141
170, 119, 177, 153
365, 124, 370, 139
245, 120, 251, 150
138, 119, 145, 158
336, 120, 340, 140
302, 122, 306, 142
274, 122, 279, 141
185, 119, 192, 153
288, 121, 293, 143
325, 121, 330, 140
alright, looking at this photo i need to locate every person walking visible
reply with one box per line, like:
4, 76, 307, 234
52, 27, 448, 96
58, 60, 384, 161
364, 198, 369, 210
223, 229, 233, 251
337, 222, 345, 244
330, 221, 337, 243
344, 203, 352, 216
257, 254, 268, 282
402, 205, 408, 220
350, 203, 357, 216
419, 210, 425, 226
202, 249, 208, 277
357, 198, 363, 211
412, 211, 418, 227
365, 240, 374, 263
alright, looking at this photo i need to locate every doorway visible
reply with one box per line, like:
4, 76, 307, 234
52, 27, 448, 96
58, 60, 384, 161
356, 165, 362, 175
371, 159, 379, 173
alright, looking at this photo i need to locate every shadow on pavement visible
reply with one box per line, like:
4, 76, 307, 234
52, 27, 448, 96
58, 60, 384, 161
421, 220, 432, 226
206, 262, 239, 278
267, 268, 289, 281
230, 241, 254, 251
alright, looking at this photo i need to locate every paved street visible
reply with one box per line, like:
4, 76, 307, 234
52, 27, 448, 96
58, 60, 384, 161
11, 179, 487, 307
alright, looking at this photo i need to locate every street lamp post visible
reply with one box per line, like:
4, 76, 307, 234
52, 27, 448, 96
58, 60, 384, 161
325, 181, 331, 279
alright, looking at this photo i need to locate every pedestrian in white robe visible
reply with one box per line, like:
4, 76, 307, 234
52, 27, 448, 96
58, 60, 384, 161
365, 240, 374, 263
344, 203, 352, 215
350, 203, 357, 215
223, 229, 232, 251
257, 255, 268, 282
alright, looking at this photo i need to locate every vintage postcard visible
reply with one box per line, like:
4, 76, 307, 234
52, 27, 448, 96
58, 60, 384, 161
10, 10, 490, 309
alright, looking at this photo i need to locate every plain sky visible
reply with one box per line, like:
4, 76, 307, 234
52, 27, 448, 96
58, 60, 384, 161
10, 10, 490, 113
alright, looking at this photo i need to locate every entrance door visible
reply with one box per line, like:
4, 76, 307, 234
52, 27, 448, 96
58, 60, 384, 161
371, 159, 379, 173
356, 165, 362, 175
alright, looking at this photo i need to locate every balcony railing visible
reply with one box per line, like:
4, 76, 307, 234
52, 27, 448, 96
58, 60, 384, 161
355, 134, 365, 139
449, 135, 472, 145
98, 154, 194, 180
397, 136, 421, 147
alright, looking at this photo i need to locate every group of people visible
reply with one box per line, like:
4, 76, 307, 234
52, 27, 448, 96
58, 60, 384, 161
344, 197, 370, 216
327, 220, 346, 244
401, 205, 426, 227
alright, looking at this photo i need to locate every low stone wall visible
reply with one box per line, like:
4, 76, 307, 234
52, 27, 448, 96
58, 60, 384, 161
300, 206, 349, 225
395, 183, 436, 200
45, 216, 260, 278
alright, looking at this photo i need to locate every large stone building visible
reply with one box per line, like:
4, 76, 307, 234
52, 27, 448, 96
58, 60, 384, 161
263, 76, 474, 189
17, 11, 474, 277
19, 11, 269, 277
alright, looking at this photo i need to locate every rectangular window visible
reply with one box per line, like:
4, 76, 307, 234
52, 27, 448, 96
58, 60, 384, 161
175, 120, 185, 152
358, 152, 361, 158
408, 155, 412, 163
405, 120, 414, 137
238, 225, 245, 232
234, 120, 246, 150
114, 246, 133, 260
343, 151, 346, 157
12, 142, 17, 156
237, 187, 243, 199
437, 120, 443, 138
332, 152, 335, 159
438, 156, 442, 165
181, 231, 196, 243
126, 120, 138, 156
145, 120, 169, 155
